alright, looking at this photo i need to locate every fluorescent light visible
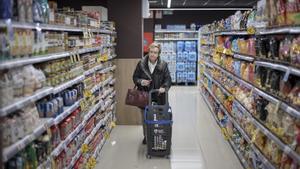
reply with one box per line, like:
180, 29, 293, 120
167, 0, 171, 8
149, 7, 252, 11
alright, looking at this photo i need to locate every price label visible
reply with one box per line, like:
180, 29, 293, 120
283, 69, 290, 82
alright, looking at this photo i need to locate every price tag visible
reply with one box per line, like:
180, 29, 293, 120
17, 142, 25, 151
283, 69, 290, 82
283, 146, 291, 155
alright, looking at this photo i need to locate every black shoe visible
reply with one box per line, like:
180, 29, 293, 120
142, 137, 147, 144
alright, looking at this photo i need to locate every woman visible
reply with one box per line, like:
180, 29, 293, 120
132, 42, 172, 144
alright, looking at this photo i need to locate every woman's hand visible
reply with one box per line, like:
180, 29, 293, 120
141, 80, 151, 86
158, 87, 166, 94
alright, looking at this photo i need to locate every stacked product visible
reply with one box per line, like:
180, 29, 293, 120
176, 41, 197, 84
155, 28, 198, 85
0, 2, 118, 169
159, 42, 177, 83
199, 0, 300, 168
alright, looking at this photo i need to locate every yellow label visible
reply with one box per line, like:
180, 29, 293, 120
87, 157, 96, 169
247, 26, 256, 34
81, 144, 89, 154
84, 90, 92, 98
111, 122, 116, 128
104, 132, 110, 139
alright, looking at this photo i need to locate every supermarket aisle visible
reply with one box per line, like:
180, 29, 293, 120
95, 86, 242, 169
95, 125, 171, 169
169, 86, 242, 169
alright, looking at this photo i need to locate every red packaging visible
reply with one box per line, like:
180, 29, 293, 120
59, 121, 68, 140
85, 117, 95, 135
50, 125, 61, 149
65, 118, 73, 136
70, 115, 76, 129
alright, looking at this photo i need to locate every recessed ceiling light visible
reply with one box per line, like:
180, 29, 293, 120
149, 0, 158, 3
167, 0, 171, 8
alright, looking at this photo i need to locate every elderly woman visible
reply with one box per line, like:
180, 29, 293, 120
132, 42, 172, 144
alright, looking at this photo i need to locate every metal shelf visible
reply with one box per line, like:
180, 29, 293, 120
211, 62, 300, 118
201, 81, 277, 169
84, 64, 104, 76
0, 46, 103, 70
233, 53, 255, 62
51, 100, 103, 157
155, 30, 198, 33
202, 26, 300, 36
92, 113, 113, 159
155, 38, 198, 41
228, 140, 251, 169
53, 75, 85, 94
0, 20, 116, 34
2, 118, 54, 162
54, 99, 82, 125
214, 30, 249, 36
0, 87, 53, 117
210, 73, 300, 165
257, 26, 300, 35
68, 111, 112, 169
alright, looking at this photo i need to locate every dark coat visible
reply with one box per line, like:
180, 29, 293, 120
132, 55, 171, 105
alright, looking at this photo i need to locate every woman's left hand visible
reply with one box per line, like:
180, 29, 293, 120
158, 87, 166, 94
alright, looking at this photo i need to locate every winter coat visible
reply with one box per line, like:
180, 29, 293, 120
132, 55, 171, 105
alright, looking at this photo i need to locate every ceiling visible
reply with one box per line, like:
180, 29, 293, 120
149, 0, 258, 8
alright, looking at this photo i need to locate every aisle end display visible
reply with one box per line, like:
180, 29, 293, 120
155, 27, 198, 85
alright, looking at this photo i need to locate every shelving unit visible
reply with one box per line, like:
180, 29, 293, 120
199, 13, 300, 168
0, 20, 116, 34
1, 11, 118, 169
155, 38, 198, 41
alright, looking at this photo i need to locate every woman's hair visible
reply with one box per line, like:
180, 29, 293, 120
148, 42, 161, 55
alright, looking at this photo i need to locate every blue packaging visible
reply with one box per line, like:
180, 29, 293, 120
183, 51, 188, 61
188, 52, 197, 62
177, 41, 184, 52
185, 41, 192, 52
45, 102, 55, 117
0, 0, 13, 19
182, 72, 188, 82
56, 97, 64, 114
52, 99, 59, 117
176, 62, 185, 72
177, 52, 183, 62
176, 72, 182, 83
233, 60, 241, 77
187, 72, 196, 82
191, 41, 197, 52
63, 91, 72, 106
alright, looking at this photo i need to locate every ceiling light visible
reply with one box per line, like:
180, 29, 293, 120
149, 0, 158, 3
167, 0, 171, 8
149, 7, 252, 11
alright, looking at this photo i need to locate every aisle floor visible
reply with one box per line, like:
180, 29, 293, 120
95, 86, 243, 169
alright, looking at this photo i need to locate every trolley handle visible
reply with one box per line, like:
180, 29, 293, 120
149, 89, 169, 106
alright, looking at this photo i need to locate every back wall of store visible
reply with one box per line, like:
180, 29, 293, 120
144, 10, 237, 32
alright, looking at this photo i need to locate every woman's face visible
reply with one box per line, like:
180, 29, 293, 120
149, 47, 159, 63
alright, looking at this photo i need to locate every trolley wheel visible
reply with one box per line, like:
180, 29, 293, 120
146, 155, 152, 159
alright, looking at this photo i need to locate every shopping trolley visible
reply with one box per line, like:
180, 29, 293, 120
144, 89, 173, 159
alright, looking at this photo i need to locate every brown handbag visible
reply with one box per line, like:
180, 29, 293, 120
125, 86, 149, 108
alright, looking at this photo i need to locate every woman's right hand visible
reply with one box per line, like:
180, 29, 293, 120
141, 80, 151, 86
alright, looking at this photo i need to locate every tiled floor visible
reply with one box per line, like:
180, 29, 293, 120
95, 86, 243, 169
